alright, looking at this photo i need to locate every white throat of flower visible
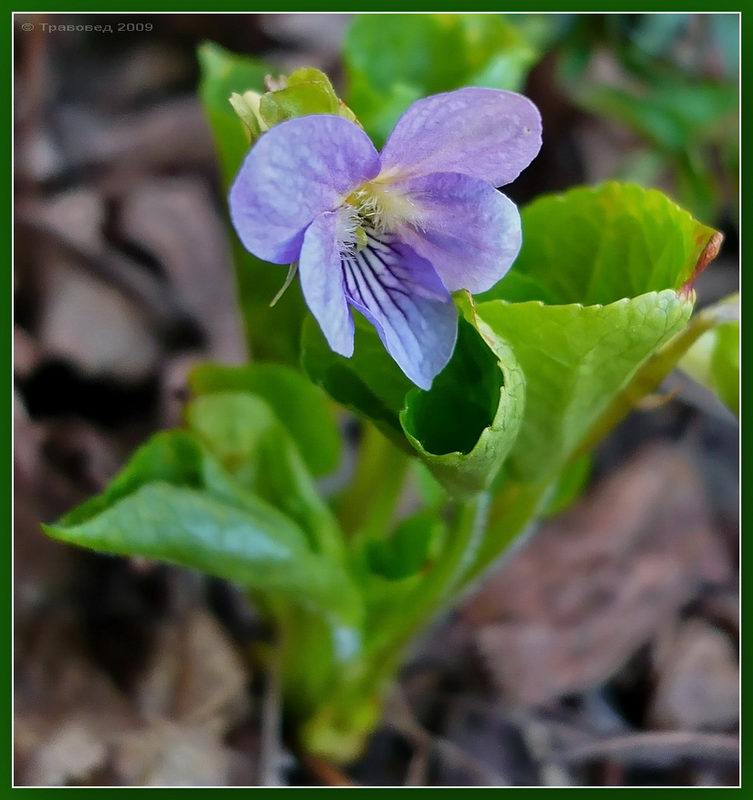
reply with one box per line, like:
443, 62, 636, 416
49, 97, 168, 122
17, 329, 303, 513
344, 175, 423, 246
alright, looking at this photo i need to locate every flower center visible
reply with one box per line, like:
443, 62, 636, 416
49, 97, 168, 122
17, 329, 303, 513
345, 175, 420, 238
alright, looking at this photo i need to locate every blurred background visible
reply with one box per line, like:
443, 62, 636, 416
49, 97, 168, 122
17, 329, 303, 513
13, 13, 739, 787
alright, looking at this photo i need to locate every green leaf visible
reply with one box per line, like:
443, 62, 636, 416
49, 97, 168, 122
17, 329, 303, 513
344, 13, 538, 145
476, 182, 720, 482
679, 296, 739, 416
578, 292, 738, 454
301, 313, 414, 445
303, 303, 526, 497
46, 426, 361, 662
198, 41, 306, 365
58, 430, 260, 528
481, 182, 718, 307
479, 292, 693, 482
190, 361, 341, 476
197, 42, 269, 187
400, 300, 525, 497
45, 483, 361, 654
259, 67, 357, 127
185, 392, 346, 561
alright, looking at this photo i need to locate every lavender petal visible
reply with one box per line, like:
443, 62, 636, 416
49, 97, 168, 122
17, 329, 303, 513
343, 233, 457, 389
395, 171, 522, 294
380, 87, 542, 188
230, 115, 380, 264
299, 210, 355, 357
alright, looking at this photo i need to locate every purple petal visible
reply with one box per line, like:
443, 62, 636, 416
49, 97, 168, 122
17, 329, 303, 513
379, 88, 542, 188
394, 172, 521, 294
342, 233, 457, 390
299, 210, 355, 357
229, 115, 380, 264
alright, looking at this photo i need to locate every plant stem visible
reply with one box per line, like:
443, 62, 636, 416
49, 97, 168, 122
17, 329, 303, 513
372, 491, 491, 653
300, 492, 491, 763
336, 422, 409, 539
259, 641, 285, 786
461, 478, 550, 586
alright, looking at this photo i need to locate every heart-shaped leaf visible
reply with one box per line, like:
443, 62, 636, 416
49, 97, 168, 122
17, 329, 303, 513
481, 182, 718, 307
477, 182, 721, 482
478, 292, 693, 481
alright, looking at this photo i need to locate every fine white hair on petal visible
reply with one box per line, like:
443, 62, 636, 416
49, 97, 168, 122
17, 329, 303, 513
333, 205, 361, 256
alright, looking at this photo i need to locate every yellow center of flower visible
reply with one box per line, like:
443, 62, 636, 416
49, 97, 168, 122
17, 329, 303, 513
344, 174, 421, 243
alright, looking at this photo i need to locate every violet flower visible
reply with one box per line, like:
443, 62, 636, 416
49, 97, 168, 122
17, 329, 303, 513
229, 88, 542, 389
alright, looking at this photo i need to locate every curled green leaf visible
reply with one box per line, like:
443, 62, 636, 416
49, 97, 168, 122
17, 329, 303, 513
476, 182, 721, 482
303, 299, 526, 497
400, 296, 525, 497
259, 67, 358, 127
